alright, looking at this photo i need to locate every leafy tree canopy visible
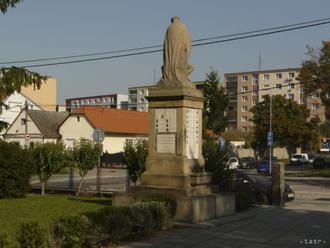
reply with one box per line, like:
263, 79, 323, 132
0, 0, 23, 13
251, 94, 320, 155
0, 67, 47, 131
203, 69, 228, 135
299, 41, 330, 118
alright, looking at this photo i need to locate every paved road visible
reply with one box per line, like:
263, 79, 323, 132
30, 168, 128, 192
118, 178, 330, 248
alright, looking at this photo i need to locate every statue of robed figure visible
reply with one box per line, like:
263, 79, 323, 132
158, 16, 194, 88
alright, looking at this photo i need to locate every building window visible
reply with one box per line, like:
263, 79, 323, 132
130, 90, 137, 94
241, 106, 248, 112
226, 76, 237, 82
276, 84, 282, 89
288, 83, 295, 89
263, 74, 269, 80
253, 90, 258, 96
312, 104, 320, 110
288, 72, 295, 79
140, 89, 145, 95
241, 116, 248, 122
300, 87, 304, 93
242, 75, 248, 82
241, 96, 248, 102
312, 93, 319, 99
276, 73, 282, 79
264, 84, 270, 88
300, 98, 306, 104
288, 94, 294, 100
85, 100, 90, 104
242, 127, 247, 132
252, 99, 258, 106
252, 74, 259, 85
312, 114, 319, 118
242, 86, 248, 92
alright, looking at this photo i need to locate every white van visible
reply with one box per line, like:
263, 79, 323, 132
290, 153, 308, 165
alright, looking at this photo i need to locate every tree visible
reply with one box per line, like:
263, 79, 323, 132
0, 140, 33, 198
0, 67, 47, 131
70, 138, 100, 196
202, 135, 236, 191
32, 142, 66, 195
123, 140, 148, 184
251, 95, 320, 156
0, 0, 23, 13
299, 41, 330, 119
203, 69, 228, 135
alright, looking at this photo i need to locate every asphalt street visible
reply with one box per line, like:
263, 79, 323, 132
118, 177, 330, 248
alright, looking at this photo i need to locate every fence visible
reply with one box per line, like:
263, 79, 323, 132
30, 152, 131, 194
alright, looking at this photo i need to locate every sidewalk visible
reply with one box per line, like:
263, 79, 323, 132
118, 205, 330, 248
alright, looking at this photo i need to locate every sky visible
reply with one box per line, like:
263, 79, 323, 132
0, 0, 329, 104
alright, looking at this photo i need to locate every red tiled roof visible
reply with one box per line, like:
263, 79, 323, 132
73, 106, 149, 134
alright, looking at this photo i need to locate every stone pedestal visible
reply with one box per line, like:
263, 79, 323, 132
113, 84, 235, 222
271, 163, 285, 206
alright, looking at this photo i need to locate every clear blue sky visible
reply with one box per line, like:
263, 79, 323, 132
0, 0, 329, 104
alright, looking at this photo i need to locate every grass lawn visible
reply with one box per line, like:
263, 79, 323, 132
0, 194, 111, 244
286, 168, 330, 177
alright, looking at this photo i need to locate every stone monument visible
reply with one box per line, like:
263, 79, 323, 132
113, 17, 235, 222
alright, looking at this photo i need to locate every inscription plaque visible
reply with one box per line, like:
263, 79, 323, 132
157, 134, 176, 153
186, 108, 199, 159
155, 108, 176, 132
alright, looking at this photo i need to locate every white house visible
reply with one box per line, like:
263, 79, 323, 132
59, 106, 149, 153
4, 109, 68, 146
0, 92, 42, 137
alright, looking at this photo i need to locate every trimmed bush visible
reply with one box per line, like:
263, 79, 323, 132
88, 207, 132, 243
0, 232, 9, 248
130, 202, 154, 234
16, 221, 47, 248
141, 201, 172, 230
142, 194, 177, 218
49, 215, 92, 248
0, 141, 33, 198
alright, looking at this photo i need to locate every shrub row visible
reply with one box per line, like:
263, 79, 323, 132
0, 199, 174, 248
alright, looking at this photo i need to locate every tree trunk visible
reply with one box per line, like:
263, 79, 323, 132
76, 176, 85, 196
41, 181, 46, 196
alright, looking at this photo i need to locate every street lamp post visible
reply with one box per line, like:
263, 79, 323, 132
269, 90, 272, 175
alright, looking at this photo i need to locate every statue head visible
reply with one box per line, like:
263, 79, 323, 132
171, 16, 181, 23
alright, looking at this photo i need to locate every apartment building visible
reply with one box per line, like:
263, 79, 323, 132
66, 94, 128, 111
128, 86, 153, 112
225, 68, 325, 133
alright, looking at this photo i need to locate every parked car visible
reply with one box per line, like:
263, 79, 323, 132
256, 157, 279, 175
239, 156, 256, 169
234, 170, 295, 204
225, 157, 239, 170
311, 156, 330, 169
290, 153, 308, 165
308, 153, 321, 165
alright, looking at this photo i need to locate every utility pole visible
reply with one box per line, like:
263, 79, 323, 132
24, 100, 28, 147
269, 90, 272, 175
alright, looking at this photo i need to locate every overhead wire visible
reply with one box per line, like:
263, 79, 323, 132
0, 18, 329, 68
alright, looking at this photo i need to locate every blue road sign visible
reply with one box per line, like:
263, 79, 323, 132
267, 131, 273, 146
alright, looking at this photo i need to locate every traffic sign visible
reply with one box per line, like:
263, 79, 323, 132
219, 137, 225, 149
93, 128, 105, 142
267, 131, 273, 146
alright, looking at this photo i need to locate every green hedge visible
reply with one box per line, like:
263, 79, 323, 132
0, 141, 33, 198
14, 200, 174, 248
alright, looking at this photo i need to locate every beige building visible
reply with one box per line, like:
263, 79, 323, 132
225, 68, 325, 132
59, 106, 149, 153
21, 78, 57, 111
